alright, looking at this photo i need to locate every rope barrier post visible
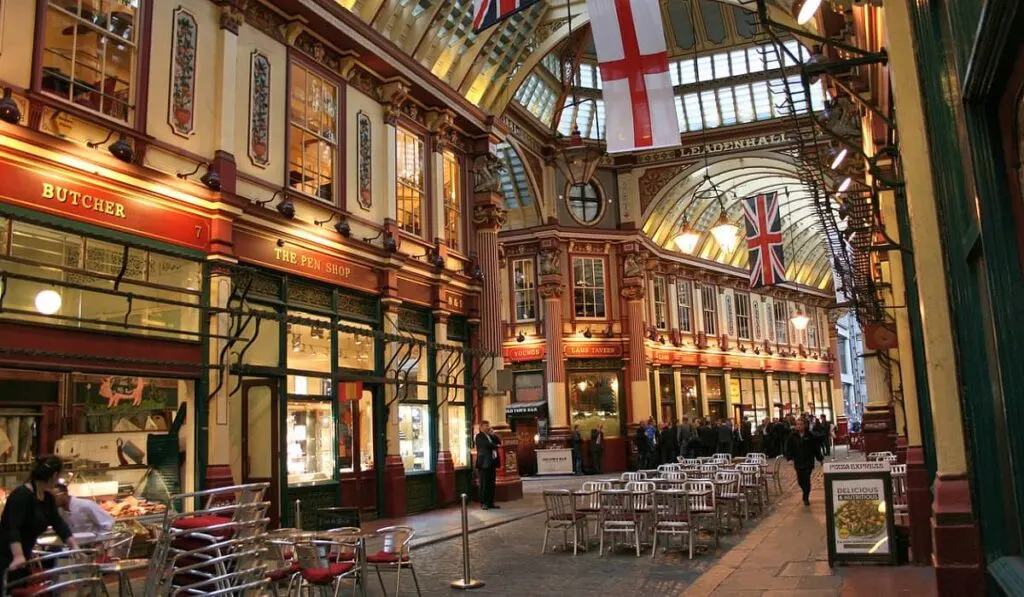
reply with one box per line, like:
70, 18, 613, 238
450, 493, 484, 589
295, 499, 302, 530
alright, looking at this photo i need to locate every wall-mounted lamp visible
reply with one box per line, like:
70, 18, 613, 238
276, 198, 295, 219
255, 190, 285, 208
314, 212, 351, 237
87, 129, 133, 163
0, 88, 21, 125
176, 162, 220, 191
466, 262, 483, 282
516, 332, 526, 343
582, 327, 592, 339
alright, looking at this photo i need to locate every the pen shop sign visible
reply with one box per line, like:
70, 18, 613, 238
680, 133, 789, 157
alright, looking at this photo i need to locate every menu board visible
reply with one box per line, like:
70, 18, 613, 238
823, 461, 897, 566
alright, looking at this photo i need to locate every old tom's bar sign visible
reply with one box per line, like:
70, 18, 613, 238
0, 159, 210, 251
681, 133, 789, 157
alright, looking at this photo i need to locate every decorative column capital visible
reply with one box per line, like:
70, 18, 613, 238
427, 108, 456, 153
539, 282, 564, 299
538, 248, 561, 277
216, 0, 246, 34
473, 202, 507, 231
380, 81, 410, 126
621, 284, 645, 301
471, 153, 506, 194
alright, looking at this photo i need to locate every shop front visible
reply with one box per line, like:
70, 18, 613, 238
502, 345, 546, 476
772, 373, 805, 418
728, 371, 770, 427
564, 345, 626, 473
0, 151, 213, 533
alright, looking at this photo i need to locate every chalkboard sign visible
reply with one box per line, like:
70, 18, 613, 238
823, 461, 897, 567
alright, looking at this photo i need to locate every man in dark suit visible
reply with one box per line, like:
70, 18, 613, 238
475, 420, 501, 510
589, 424, 605, 474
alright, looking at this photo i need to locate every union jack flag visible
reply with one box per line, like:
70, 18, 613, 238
472, 0, 542, 32
743, 191, 787, 289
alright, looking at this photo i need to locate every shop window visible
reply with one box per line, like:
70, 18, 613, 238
442, 152, 463, 251
572, 257, 606, 319
286, 400, 334, 485
288, 62, 338, 202
512, 258, 537, 322
701, 284, 718, 336
706, 375, 725, 420
569, 371, 620, 438
338, 325, 374, 371
680, 375, 700, 419
287, 314, 331, 394
397, 340, 431, 471
358, 388, 374, 471
730, 372, 767, 426
396, 128, 425, 237
447, 365, 470, 468
676, 280, 693, 333
239, 304, 280, 367
337, 399, 355, 473
0, 220, 201, 340
652, 276, 668, 330
774, 300, 789, 344
567, 183, 603, 225
512, 371, 544, 403
659, 370, 676, 423
40, 0, 141, 123
735, 292, 751, 339
806, 309, 818, 348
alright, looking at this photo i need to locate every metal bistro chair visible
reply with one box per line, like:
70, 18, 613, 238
652, 489, 693, 560
695, 464, 719, 480
891, 464, 909, 526
265, 537, 302, 597
578, 481, 611, 541
712, 453, 733, 463
657, 463, 681, 474
598, 490, 641, 557
713, 471, 746, 530
685, 480, 719, 549
169, 555, 269, 597
166, 535, 265, 595
5, 549, 108, 597
96, 529, 145, 597
295, 536, 363, 597
747, 452, 767, 463
737, 464, 765, 516
765, 455, 785, 495
541, 490, 588, 556
625, 481, 656, 541
364, 525, 421, 597
621, 471, 648, 482
639, 469, 661, 479
868, 451, 896, 463
679, 458, 701, 467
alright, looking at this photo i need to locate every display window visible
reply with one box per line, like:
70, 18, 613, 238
706, 375, 725, 420
771, 375, 803, 416
397, 338, 431, 472
286, 400, 334, 485
729, 371, 768, 425
357, 388, 374, 472
658, 371, 676, 423
0, 219, 202, 340
569, 371, 621, 438
680, 375, 701, 420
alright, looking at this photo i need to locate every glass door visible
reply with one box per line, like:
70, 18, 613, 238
242, 379, 279, 527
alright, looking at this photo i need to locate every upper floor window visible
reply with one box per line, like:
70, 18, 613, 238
701, 284, 718, 336
806, 308, 818, 348
573, 258, 606, 319
396, 128, 425, 236
567, 183, 603, 225
676, 280, 693, 333
735, 292, 751, 339
41, 0, 142, 123
652, 276, 668, 330
442, 152, 462, 252
512, 258, 536, 323
288, 62, 338, 201
774, 300, 789, 345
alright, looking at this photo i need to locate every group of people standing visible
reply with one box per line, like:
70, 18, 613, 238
633, 416, 756, 469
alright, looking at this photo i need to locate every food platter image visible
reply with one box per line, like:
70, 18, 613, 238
835, 499, 887, 539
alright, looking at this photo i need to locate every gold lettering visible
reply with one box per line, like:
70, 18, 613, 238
81, 195, 93, 209
115, 204, 126, 218
93, 198, 104, 213
42, 182, 54, 199
55, 187, 68, 203
104, 201, 115, 215
68, 191, 81, 206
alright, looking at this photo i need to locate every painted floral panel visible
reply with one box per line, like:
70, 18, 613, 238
357, 111, 372, 210
249, 51, 271, 168
169, 7, 198, 137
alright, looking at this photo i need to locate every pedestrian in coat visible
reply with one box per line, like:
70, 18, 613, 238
475, 421, 501, 510
590, 425, 605, 474
785, 417, 824, 505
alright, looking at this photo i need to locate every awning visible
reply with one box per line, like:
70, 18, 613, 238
505, 400, 547, 418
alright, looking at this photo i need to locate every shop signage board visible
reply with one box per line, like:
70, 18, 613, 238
823, 461, 897, 567
503, 344, 546, 362
563, 343, 622, 358
535, 448, 573, 475
0, 159, 210, 251
234, 229, 378, 293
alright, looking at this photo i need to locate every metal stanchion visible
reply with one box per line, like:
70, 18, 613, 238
295, 499, 302, 530
450, 493, 484, 590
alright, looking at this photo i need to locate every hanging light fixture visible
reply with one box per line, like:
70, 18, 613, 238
710, 210, 740, 254
829, 147, 848, 170
674, 221, 700, 254
837, 177, 852, 193
34, 290, 62, 315
791, 309, 811, 331
793, 0, 823, 25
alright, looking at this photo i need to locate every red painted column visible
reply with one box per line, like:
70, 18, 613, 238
932, 474, 985, 594
904, 446, 932, 565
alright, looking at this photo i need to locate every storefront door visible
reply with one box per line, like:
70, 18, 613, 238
514, 420, 538, 476
242, 379, 280, 527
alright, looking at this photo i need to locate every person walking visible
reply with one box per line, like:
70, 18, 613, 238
785, 417, 825, 505
0, 456, 79, 595
644, 417, 658, 466
677, 417, 694, 459
815, 414, 834, 457
571, 425, 584, 475
740, 417, 753, 456
589, 424, 605, 474
474, 421, 501, 510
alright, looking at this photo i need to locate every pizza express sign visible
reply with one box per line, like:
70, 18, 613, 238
680, 133, 789, 157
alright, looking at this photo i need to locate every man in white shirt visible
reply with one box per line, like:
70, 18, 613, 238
53, 484, 115, 536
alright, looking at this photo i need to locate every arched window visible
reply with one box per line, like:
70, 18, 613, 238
567, 183, 603, 225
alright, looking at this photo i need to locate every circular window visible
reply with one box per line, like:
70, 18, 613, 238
566, 182, 604, 225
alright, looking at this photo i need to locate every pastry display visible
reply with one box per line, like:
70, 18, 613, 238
100, 495, 167, 519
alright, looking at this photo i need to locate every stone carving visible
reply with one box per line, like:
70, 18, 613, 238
473, 203, 507, 230
356, 111, 372, 210
472, 153, 505, 193
623, 253, 644, 278
638, 165, 684, 214
169, 7, 198, 137
620, 284, 645, 301
248, 51, 270, 168
538, 282, 564, 299
380, 81, 410, 126
219, 1, 244, 34
427, 109, 455, 153
538, 249, 560, 276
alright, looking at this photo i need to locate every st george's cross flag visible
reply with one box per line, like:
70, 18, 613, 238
743, 191, 787, 289
585, 0, 681, 153
473, 0, 543, 32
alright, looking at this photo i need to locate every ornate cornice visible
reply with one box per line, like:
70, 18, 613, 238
621, 284, 646, 301
218, 0, 245, 34
427, 109, 456, 153
538, 282, 564, 299
380, 81, 411, 126
473, 203, 507, 231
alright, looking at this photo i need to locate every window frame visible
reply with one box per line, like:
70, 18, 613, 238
774, 300, 789, 345
441, 150, 464, 252
652, 275, 668, 330
806, 308, 818, 348
34, 0, 152, 130
700, 284, 718, 336
395, 127, 427, 238
286, 55, 343, 204
565, 181, 605, 226
676, 279, 694, 334
511, 257, 537, 323
735, 292, 751, 340
571, 256, 608, 320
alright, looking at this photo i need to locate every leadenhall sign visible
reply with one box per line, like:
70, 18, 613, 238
680, 133, 789, 157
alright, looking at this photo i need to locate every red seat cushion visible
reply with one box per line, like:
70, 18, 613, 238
301, 562, 355, 585
366, 551, 409, 564
550, 513, 584, 521
10, 584, 50, 597
172, 515, 233, 537
268, 563, 301, 582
